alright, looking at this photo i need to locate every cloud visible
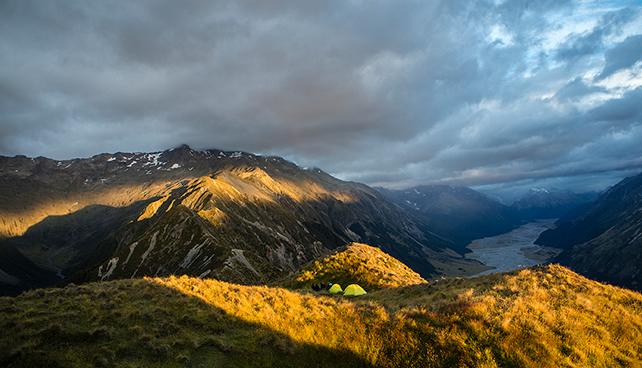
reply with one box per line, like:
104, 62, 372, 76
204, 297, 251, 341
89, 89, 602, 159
0, 0, 641, 201
597, 34, 642, 80
554, 77, 606, 102
555, 6, 638, 65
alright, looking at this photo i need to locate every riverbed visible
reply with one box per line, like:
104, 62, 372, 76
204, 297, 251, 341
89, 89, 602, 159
465, 219, 562, 277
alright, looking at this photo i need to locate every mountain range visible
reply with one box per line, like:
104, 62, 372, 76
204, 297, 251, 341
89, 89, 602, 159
508, 187, 594, 221
0, 145, 484, 296
376, 184, 600, 244
367, 176, 642, 292
376, 185, 520, 245
536, 172, 642, 291
2, 145, 640, 295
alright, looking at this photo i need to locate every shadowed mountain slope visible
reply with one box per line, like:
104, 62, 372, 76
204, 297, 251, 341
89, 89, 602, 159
0, 235, 56, 296
536, 172, 642, 290
377, 185, 520, 244
510, 188, 588, 221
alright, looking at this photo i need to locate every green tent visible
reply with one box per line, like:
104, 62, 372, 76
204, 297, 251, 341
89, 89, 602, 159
343, 284, 366, 296
328, 284, 343, 294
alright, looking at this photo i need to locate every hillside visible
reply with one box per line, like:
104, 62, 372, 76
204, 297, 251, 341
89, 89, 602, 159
1, 265, 641, 367
1, 146, 484, 295
0, 234, 57, 296
378, 185, 520, 244
536, 172, 642, 290
285, 242, 427, 291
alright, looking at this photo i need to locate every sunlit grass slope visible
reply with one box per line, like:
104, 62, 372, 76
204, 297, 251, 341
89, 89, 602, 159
286, 242, 427, 290
1, 265, 641, 367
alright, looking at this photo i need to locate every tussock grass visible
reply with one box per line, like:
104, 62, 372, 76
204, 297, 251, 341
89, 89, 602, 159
286, 242, 426, 291
1, 265, 642, 367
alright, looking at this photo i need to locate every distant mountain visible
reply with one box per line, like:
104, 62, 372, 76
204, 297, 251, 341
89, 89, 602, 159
377, 185, 520, 244
509, 188, 588, 220
554, 201, 596, 225
535, 172, 642, 290
0, 145, 483, 295
553, 189, 606, 225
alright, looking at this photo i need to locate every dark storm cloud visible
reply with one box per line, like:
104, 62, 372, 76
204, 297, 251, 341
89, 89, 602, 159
597, 34, 642, 79
555, 6, 637, 65
1, 0, 641, 202
554, 77, 606, 102
588, 86, 642, 122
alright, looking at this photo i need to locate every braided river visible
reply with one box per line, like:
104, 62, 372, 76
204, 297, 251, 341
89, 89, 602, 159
465, 219, 563, 277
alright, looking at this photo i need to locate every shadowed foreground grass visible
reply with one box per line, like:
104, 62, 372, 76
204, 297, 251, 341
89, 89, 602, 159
1, 264, 642, 367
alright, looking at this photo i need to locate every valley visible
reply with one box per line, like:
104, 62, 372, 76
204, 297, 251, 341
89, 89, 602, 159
465, 219, 562, 277
1, 147, 642, 367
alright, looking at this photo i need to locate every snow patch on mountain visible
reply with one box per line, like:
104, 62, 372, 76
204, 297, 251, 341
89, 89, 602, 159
143, 153, 163, 167
531, 188, 549, 194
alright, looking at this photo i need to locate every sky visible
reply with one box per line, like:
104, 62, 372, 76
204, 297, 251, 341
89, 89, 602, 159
1, 0, 642, 203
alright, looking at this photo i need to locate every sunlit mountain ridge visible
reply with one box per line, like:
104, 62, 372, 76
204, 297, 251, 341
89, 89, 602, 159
1, 145, 485, 295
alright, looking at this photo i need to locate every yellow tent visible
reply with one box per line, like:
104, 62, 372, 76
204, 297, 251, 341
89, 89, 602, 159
328, 284, 343, 294
343, 284, 366, 296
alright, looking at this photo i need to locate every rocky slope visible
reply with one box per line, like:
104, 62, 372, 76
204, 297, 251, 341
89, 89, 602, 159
1, 145, 482, 295
536, 172, 642, 290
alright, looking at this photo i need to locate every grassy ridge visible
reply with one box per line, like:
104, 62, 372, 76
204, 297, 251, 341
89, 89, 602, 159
1, 265, 642, 367
286, 242, 427, 291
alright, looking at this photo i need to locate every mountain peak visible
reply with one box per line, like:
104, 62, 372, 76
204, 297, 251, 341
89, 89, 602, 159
511, 187, 587, 220
529, 187, 550, 194
167, 144, 195, 154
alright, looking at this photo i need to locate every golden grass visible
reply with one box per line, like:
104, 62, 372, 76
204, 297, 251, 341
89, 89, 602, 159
1, 265, 641, 367
287, 242, 427, 291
